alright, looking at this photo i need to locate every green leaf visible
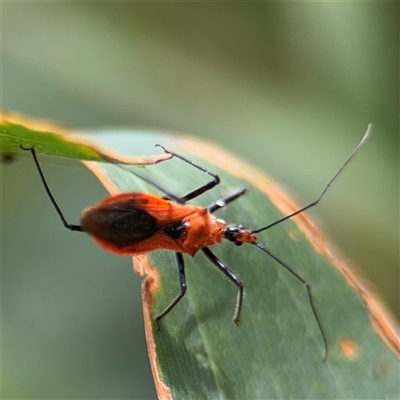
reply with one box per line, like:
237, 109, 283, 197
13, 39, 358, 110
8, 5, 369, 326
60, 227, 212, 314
1, 110, 101, 160
81, 131, 399, 399
7, 111, 397, 398
0, 111, 170, 165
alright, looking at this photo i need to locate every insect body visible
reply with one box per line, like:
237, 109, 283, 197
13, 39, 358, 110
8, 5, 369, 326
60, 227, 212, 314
80, 192, 249, 256
22, 125, 371, 362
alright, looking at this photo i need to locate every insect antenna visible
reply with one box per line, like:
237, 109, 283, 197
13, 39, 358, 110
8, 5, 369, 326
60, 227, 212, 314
252, 124, 372, 234
253, 241, 328, 362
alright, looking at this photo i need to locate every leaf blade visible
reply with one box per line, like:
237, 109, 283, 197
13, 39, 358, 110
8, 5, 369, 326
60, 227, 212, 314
86, 131, 399, 399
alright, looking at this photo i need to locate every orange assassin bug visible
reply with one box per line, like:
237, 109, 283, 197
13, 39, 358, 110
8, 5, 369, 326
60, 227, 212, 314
21, 125, 371, 362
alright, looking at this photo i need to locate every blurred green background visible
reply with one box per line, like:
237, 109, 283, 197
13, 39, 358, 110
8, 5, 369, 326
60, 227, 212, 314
2, 3, 398, 399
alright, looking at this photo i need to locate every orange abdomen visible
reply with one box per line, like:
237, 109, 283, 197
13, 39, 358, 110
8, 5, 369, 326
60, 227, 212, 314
81, 192, 226, 257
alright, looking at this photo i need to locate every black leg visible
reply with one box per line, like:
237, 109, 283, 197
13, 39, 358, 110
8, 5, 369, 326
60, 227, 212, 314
155, 252, 187, 330
207, 188, 247, 214
156, 145, 220, 203
201, 247, 244, 325
253, 242, 328, 362
20, 146, 82, 232
111, 161, 184, 204
105, 144, 222, 204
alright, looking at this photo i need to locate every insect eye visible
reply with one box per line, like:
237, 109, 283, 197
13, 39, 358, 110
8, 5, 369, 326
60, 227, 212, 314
223, 225, 240, 243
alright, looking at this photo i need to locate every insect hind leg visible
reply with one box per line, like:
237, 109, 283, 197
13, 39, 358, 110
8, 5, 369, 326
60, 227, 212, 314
156, 145, 220, 203
20, 146, 82, 233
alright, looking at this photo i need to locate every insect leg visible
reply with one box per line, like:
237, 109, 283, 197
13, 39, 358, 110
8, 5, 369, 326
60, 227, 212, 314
155, 252, 187, 330
201, 247, 244, 325
156, 145, 220, 203
112, 162, 184, 204
207, 187, 247, 214
253, 242, 328, 362
20, 146, 82, 233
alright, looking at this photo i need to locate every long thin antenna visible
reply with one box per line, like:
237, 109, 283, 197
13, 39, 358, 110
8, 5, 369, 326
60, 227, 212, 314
253, 124, 373, 234
254, 242, 328, 362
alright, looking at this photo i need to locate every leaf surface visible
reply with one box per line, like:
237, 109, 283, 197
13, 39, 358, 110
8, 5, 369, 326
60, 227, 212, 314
7, 113, 398, 399
0, 111, 170, 165
82, 131, 399, 400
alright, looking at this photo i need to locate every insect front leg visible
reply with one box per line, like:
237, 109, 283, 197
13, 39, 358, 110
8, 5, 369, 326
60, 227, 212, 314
201, 247, 244, 325
155, 252, 187, 330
